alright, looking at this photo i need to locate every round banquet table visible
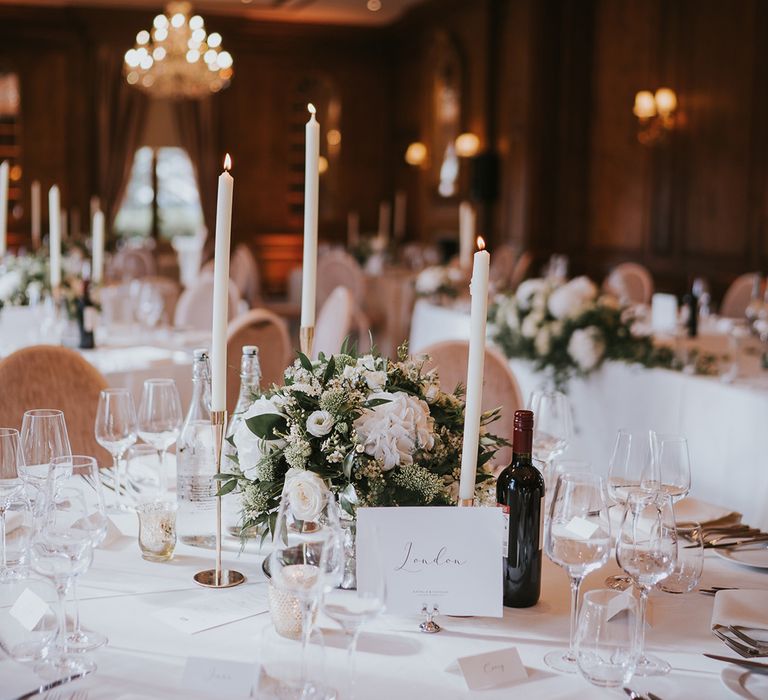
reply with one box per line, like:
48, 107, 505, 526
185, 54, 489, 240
1, 514, 766, 700
409, 300, 768, 531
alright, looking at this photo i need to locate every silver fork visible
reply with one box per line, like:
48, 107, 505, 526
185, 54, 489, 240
713, 626, 768, 658
728, 625, 768, 651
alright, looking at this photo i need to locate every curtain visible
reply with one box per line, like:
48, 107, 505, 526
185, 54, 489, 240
174, 97, 219, 263
95, 46, 149, 229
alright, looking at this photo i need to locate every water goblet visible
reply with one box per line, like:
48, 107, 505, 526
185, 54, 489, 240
138, 378, 182, 494
616, 489, 677, 676
19, 409, 71, 495
95, 388, 138, 512
544, 472, 612, 673
647, 432, 691, 502
0, 428, 25, 578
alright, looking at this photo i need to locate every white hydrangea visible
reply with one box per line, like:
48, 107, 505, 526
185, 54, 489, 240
547, 276, 598, 320
516, 278, 548, 310
567, 326, 605, 371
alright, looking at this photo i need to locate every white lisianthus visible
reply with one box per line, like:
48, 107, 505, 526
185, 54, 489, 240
567, 327, 605, 372
353, 391, 435, 471
516, 278, 548, 310
521, 310, 544, 339
283, 468, 328, 521
306, 410, 334, 437
547, 276, 598, 320
233, 397, 287, 480
534, 326, 552, 356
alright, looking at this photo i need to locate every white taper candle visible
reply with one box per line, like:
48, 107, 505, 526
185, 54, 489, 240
211, 154, 234, 412
301, 104, 320, 329
92, 209, 105, 284
48, 185, 61, 289
458, 236, 490, 501
0, 161, 8, 256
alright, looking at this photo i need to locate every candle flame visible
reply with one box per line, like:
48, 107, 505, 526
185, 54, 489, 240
224, 153, 232, 171
477, 236, 486, 251
307, 103, 316, 115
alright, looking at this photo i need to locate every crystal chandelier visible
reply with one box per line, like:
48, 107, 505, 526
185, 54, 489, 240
124, 1, 233, 99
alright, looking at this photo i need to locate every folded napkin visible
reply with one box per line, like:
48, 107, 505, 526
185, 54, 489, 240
712, 589, 768, 632
675, 497, 742, 528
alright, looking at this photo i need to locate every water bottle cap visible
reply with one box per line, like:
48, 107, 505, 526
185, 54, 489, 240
242, 345, 259, 356
193, 348, 209, 360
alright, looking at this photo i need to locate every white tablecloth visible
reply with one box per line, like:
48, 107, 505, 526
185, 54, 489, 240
410, 300, 768, 530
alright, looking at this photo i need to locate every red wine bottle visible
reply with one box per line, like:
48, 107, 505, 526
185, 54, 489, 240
496, 409, 544, 608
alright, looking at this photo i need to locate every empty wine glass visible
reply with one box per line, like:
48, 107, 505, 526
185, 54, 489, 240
529, 390, 573, 497
647, 433, 691, 502
269, 486, 343, 700
616, 490, 677, 676
95, 388, 138, 512
544, 472, 612, 673
0, 428, 25, 578
19, 409, 71, 495
138, 379, 182, 494
574, 588, 639, 687
658, 523, 703, 594
49, 455, 108, 652
324, 531, 385, 699
137, 283, 164, 329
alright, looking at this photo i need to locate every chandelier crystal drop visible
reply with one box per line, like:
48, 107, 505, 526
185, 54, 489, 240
124, 1, 233, 99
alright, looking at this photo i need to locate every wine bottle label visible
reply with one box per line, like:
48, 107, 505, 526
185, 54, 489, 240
539, 495, 545, 550
497, 503, 510, 552
84, 307, 99, 332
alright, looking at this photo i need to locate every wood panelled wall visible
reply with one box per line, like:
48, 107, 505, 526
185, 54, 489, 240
1, 1, 765, 296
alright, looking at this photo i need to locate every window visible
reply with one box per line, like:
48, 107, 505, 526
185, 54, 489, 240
114, 146, 203, 240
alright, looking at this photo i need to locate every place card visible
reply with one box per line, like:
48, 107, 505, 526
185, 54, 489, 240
9, 588, 51, 631
356, 506, 503, 617
181, 656, 255, 698
457, 647, 528, 690
606, 588, 654, 628
562, 516, 599, 540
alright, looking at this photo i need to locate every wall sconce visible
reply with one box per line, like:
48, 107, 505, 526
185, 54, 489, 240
405, 141, 428, 167
454, 132, 480, 158
318, 155, 329, 175
633, 87, 678, 145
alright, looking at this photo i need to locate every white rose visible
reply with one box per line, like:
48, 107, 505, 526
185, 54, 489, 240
353, 391, 435, 471
283, 468, 328, 521
501, 300, 519, 330
516, 278, 548, 310
233, 397, 287, 479
365, 370, 387, 391
567, 327, 605, 372
534, 326, 551, 355
521, 310, 544, 339
306, 410, 334, 437
547, 276, 598, 319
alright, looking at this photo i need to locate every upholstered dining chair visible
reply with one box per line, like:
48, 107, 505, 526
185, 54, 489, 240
230, 244, 262, 308
226, 308, 292, 411
603, 262, 654, 305
173, 271, 243, 331
721, 272, 760, 318
509, 250, 534, 292
419, 340, 524, 469
0, 345, 110, 464
316, 250, 365, 309
313, 285, 371, 359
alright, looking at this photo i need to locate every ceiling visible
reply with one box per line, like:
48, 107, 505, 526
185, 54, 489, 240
0, 0, 427, 25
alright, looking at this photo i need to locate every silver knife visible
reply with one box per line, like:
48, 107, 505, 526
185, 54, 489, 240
11, 670, 90, 700
704, 653, 768, 675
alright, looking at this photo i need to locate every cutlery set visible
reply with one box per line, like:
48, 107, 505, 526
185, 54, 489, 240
623, 687, 664, 700
704, 653, 768, 676
681, 523, 768, 550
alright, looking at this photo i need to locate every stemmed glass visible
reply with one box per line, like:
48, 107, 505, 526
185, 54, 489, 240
49, 455, 109, 652
95, 388, 138, 512
30, 465, 99, 678
323, 534, 386, 699
19, 409, 71, 494
269, 487, 343, 700
616, 490, 677, 676
647, 433, 691, 502
529, 390, 573, 506
544, 472, 612, 673
0, 428, 25, 578
138, 379, 182, 494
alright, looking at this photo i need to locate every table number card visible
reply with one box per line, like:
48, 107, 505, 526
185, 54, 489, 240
356, 506, 503, 617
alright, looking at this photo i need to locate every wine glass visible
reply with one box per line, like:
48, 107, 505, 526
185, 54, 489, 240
574, 588, 639, 687
269, 487, 343, 700
137, 283, 164, 329
0, 428, 25, 578
49, 455, 108, 652
30, 467, 98, 678
323, 532, 386, 699
138, 379, 182, 494
19, 409, 71, 494
616, 489, 677, 676
544, 472, 612, 673
647, 433, 691, 502
95, 388, 138, 512
529, 390, 573, 497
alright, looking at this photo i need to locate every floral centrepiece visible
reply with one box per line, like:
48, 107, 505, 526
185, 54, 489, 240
415, 265, 467, 300
219, 344, 507, 535
490, 275, 718, 389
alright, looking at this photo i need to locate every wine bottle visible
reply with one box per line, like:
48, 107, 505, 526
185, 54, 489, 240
77, 278, 96, 349
176, 348, 216, 547
684, 291, 698, 338
223, 345, 262, 535
496, 409, 544, 608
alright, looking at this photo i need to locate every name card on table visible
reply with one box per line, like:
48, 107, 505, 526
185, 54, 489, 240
356, 506, 503, 617
181, 657, 256, 699
457, 647, 528, 690
9, 588, 51, 631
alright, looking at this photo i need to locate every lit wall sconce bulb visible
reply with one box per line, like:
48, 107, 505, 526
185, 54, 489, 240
633, 90, 657, 119
455, 132, 480, 158
318, 155, 329, 175
654, 87, 677, 116
405, 141, 427, 167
